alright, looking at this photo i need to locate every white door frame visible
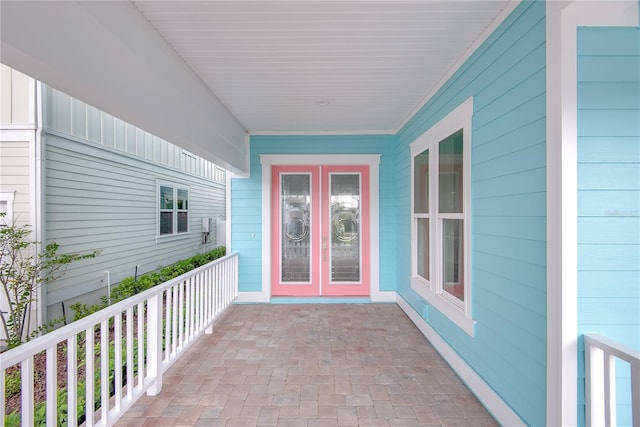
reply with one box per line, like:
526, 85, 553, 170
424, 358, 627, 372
237, 154, 395, 303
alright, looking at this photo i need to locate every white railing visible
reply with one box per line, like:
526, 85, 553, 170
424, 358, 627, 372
584, 333, 640, 427
1, 252, 238, 426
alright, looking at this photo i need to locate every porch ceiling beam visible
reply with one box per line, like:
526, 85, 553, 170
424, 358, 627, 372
0, 1, 248, 174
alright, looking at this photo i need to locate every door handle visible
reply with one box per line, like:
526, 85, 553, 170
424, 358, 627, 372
322, 236, 327, 261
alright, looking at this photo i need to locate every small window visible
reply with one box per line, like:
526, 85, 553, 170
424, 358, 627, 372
410, 98, 474, 336
158, 184, 189, 236
0, 192, 15, 227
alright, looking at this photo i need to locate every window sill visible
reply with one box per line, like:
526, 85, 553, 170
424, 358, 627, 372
156, 232, 191, 243
411, 277, 476, 337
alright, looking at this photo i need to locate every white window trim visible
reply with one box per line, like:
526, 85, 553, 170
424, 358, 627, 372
410, 97, 475, 336
0, 191, 16, 226
156, 181, 190, 239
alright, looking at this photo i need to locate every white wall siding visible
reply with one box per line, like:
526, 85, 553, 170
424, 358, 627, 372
0, 65, 36, 228
43, 134, 226, 322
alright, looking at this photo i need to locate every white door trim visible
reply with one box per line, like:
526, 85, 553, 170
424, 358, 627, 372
237, 154, 391, 302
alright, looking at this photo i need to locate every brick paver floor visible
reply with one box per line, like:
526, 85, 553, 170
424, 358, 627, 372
116, 304, 498, 426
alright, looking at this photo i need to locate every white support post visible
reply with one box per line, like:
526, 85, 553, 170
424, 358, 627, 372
146, 293, 163, 396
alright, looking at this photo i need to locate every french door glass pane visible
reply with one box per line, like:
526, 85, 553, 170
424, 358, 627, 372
414, 149, 429, 213
439, 129, 464, 213
281, 174, 311, 282
443, 219, 464, 302
417, 218, 429, 280
330, 174, 360, 282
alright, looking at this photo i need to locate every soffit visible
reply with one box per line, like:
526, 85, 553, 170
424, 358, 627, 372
133, 1, 513, 133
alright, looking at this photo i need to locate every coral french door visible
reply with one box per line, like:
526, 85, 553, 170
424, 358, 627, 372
271, 165, 370, 296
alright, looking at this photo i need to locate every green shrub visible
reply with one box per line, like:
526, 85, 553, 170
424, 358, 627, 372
71, 247, 226, 320
4, 370, 20, 398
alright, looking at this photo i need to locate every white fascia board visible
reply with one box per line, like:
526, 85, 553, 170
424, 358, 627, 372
0, 1, 248, 175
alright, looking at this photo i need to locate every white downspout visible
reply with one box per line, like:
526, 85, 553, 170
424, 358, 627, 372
33, 81, 46, 326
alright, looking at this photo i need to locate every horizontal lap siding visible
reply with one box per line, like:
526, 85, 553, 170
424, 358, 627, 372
394, 2, 546, 425
0, 140, 31, 227
577, 27, 640, 427
232, 134, 395, 294
44, 134, 225, 321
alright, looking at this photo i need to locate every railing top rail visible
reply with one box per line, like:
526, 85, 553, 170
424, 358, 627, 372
0, 252, 238, 368
584, 333, 640, 367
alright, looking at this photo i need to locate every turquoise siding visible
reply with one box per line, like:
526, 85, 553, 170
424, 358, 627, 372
231, 135, 395, 293
577, 27, 640, 427
394, 2, 547, 425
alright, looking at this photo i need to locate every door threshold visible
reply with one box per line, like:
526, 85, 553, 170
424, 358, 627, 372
269, 296, 373, 304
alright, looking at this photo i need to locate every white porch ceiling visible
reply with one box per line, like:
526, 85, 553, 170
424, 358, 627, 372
1, 1, 515, 173
133, 1, 513, 133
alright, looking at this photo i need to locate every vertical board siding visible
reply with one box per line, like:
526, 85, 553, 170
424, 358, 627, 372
393, 2, 546, 425
0, 64, 33, 125
577, 27, 640, 427
44, 134, 226, 322
0, 140, 32, 227
231, 134, 395, 294
43, 86, 225, 184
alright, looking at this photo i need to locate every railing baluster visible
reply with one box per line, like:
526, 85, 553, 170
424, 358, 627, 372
67, 335, 77, 427
46, 345, 57, 425
21, 357, 34, 426
216, 263, 222, 315
195, 273, 201, 333
101, 319, 109, 423
115, 312, 123, 411
606, 352, 616, 427
165, 288, 172, 364
85, 326, 95, 426
0, 369, 4, 425
0, 369, 5, 425
137, 302, 144, 391
191, 276, 196, 337
126, 307, 134, 399
632, 359, 640, 427
178, 281, 184, 350
172, 284, 179, 356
